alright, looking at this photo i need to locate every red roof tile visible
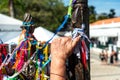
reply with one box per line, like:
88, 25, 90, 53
90, 17, 120, 26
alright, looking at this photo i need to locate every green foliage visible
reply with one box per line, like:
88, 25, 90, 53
89, 5, 116, 24
89, 6, 97, 23
0, 0, 67, 32
97, 13, 108, 20
108, 9, 116, 18
0, 1, 117, 29
0, 0, 9, 14
89, 14, 96, 23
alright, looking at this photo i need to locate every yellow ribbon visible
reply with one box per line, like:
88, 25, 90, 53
43, 44, 49, 61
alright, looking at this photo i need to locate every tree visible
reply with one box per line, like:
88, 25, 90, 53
9, 0, 14, 17
0, 0, 9, 15
108, 9, 116, 18
89, 5, 116, 23
97, 13, 108, 20
97, 9, 116, 20
89, 6, 97, 23
0, 0, 67, 31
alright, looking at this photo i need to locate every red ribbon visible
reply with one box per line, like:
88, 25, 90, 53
81, 40, 87, 69
0, 44, 8, 79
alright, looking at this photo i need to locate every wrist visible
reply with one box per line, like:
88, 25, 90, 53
51, 52, 67, 61
50, 73, 66, 80
50, 56, 66, 80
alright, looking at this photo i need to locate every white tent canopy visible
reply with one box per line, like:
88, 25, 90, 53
0, 31, 21, 43
33, 27, 59, 42
5, 27, 59, 44
0, 14, 22, 25
5, 36, 20, 44
0, 13, 22, 31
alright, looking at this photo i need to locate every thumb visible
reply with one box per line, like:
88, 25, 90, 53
72, 36, 80, 47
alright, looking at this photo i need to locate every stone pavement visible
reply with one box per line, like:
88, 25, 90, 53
91, 48, 120, 80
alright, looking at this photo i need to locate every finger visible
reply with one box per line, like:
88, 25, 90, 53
72, 36, 80, 47
52, 38, 61, 43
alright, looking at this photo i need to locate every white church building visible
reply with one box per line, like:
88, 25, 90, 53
90, 17, 120, 51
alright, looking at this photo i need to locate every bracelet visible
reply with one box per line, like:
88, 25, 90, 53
50, 73, 65, 79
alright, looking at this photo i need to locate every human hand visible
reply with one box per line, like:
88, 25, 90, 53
51, 36, 80, 60
50, 36, 80, 80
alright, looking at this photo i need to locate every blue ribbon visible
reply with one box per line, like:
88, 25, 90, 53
41, 15, 70, 68
23, 21, 34, 26
42, 14, 70, 50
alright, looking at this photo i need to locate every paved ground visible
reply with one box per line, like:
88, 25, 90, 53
91, 48, 120, 80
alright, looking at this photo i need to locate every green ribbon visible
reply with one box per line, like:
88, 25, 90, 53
67, 0, 73, 17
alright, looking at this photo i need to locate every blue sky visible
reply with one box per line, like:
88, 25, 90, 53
63, 0, 120, 16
